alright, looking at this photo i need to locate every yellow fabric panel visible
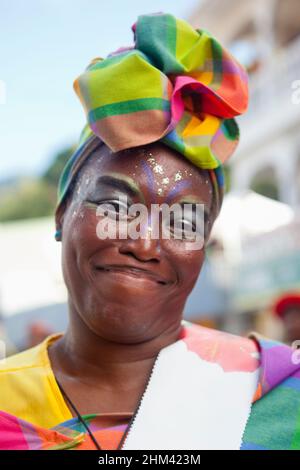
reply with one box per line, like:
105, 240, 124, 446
0, 333, 72, 428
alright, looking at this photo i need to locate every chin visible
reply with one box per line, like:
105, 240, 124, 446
84, 304, 157, 341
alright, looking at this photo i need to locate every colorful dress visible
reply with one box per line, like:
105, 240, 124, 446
0, 320, 299, 450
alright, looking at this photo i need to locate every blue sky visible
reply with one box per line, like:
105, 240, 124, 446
0, 0, 199, 181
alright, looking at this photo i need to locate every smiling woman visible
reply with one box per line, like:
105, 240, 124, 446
55, 141, 212, 347
0, 12, 300, 451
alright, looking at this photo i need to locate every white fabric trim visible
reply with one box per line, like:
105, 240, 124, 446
122, 340, 259, 450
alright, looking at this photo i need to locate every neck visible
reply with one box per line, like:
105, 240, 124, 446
49, 302, 183, 392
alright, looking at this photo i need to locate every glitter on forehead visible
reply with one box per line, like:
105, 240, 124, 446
153, 164, 164, 174
142, 150, 198, 197
144, 153, 167, 196
146, 154, 165, 175
174, 171, 183, 182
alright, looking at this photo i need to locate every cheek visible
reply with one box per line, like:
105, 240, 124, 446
163, 240, 205, 287
68, 201, 109, 242
61, 204, 107, 276
180, 249, 205, 280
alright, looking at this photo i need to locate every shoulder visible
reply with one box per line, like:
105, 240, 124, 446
179, 320, 260, 373
242, 334, 300, 450
0, 344, 42, 373
0, 332, 66, 428
0, 332, 63, 373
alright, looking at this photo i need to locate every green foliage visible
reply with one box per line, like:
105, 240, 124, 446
42, 146, 75, 187
0, 179, 57, 221
0, 145, 75, 222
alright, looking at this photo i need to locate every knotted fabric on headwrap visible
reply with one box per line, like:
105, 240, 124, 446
56, 12, 248, 218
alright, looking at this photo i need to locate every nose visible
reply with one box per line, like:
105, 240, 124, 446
118, 226, 161, 263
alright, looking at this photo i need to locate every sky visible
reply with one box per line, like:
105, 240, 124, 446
0, 0, 199, 181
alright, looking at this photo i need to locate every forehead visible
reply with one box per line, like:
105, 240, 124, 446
76, 142, 213, 205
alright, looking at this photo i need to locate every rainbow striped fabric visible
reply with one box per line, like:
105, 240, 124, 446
0, 409, 131, 450
56, 12, 248, 216
241, 336, 300, 450
0, 410, 134, 450
0, 322, 299, 450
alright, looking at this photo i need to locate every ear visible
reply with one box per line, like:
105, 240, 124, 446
55, 199, 68, 233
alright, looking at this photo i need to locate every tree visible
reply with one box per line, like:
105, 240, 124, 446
0, 145, 75, 222
42, 146, 76, 187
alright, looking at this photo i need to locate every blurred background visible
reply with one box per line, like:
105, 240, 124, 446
1, 0, 300, 354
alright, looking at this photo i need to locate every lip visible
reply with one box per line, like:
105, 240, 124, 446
93, 264, 171, 285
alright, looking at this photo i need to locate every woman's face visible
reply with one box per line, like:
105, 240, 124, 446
56, 142, 214, 343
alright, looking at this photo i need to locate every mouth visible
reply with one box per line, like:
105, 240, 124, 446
93, 265, 170, 285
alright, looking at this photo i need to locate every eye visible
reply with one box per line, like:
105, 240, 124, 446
181, 219, 197, 239
97, 199, 130, 220
164, 213, 204, 241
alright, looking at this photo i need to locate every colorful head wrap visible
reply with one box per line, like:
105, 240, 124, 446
55, 12, 248, 224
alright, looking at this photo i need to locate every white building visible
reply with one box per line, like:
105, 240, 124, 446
189, 0, 300, 336
189, 0, 300, 207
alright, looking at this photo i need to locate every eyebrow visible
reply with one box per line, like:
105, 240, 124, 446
94, 175, 210, 218
164, 181, 209, 215
95, 174, 145, 201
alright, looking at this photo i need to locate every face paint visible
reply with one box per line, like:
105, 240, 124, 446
153, 164, 164, 174
146, 154, 162, 170
143, 151, 198, 198
174, 171, 183, 182
145, 154, 166, 195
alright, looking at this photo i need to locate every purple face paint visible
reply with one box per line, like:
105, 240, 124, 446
165, 180, 192, 204
140, 159, 157, 198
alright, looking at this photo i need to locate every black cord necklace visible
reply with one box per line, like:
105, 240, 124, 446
56, 379, 102, 451
55, 352, 160, 451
